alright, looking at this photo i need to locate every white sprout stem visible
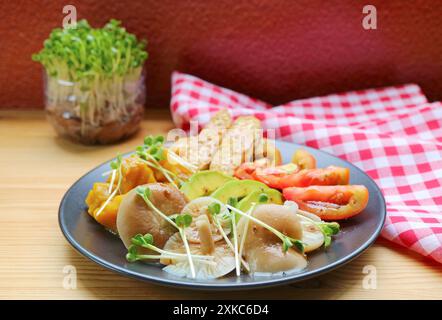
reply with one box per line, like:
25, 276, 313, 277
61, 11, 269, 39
231, 212, 241, 276
167, 150, 197, 173
179, 228, 196, 279
139, 158, 184, 184
134, 255, 166, 260
135, 254, 214, 264
101, 170, 113, 177
96, 164, 122, 218
108, 169, 116, 194
227, 204, 288, 244
142, 244, 214, 260
297, 209, 322, 222
143, 197, 178, 229
239, 203, 256, 259
297, 210, 336, 243
213, 217, 250, 272
143, 153, 179, 188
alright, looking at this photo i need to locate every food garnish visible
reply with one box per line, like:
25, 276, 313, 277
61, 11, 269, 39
226, 204, 304, 254
94, 154, 123, 220
136, 186, 178, 228
236, 204, 307, 274
180, 197, 231, 243
236, 189, 281, 212
207, 201, 250, 272
116, 183, 186, 250
230, 202, 241, 276
136, 135, 181, 187
318, 222, 340, 248
238, 194, 268, 262
175, 213, 196, 278
85, 182, 123, 232
161, 231, 235, 280
84, 110, 369, 280
127, 233, 214, 263
135, 185, 197, 278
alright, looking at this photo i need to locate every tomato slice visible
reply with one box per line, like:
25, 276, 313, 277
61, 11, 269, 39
254, 165, 350, 189
234, 158, 270, 180
283, 185, 369, 220
292, 149, 316, 169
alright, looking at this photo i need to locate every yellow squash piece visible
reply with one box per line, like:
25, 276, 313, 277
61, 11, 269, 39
85, 182, 124, 232
112, 155, 156, 194
156, 149, 193, 183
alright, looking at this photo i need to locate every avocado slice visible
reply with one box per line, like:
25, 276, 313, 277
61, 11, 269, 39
237, 189, 283, 212
211, 179, 277, 205
180, 170, 235, 200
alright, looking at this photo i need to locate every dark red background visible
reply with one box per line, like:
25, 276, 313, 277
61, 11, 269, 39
0, 0, 441, 109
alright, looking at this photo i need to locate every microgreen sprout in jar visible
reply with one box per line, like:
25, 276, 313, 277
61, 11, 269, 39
32, 19, 148, 144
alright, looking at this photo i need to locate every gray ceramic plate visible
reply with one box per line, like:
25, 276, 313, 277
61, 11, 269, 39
59, 140, 386, 290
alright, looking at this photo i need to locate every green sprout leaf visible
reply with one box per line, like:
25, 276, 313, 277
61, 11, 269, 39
258, 193, 269, 203
227, 204, 305, 255
154, 135, 164, 144
293, 240, 305, 253
32, 19, 148, 127
175, 213, 193, 228
228, 197, 238, 207
136, 186, 151, 199
168, 214, 178, 222
110, 153, 123, 170
143, 135, 165, 148
126, 245, 139, 262
131, 233, 154, 247
136, 150, 147, 160
208, 202, 221, 216
317, 221, 340, 248
137, 135, 181, 187
324, 236, 332, 248
144, 136, 154, 146
149, 147, 165, 161
149, 146, 158, 155
183, 214, 192, 227
282, 237, 293, 252
282, 238, 304, 253
110, 161, 118, 170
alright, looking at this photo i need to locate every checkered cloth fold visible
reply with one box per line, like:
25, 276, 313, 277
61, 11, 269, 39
170, 71, 442, 263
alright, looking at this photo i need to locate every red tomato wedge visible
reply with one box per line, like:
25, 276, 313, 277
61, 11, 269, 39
254, 166, 350, 189
292, 149, 316, 169
283, 185, 369, 220
234, 158, 273, 180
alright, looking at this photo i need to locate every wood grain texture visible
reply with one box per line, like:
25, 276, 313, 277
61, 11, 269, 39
0, 110, 440, 300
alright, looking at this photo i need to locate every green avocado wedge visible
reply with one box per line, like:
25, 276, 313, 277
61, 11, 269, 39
211, 179, 281, 205
180, 171, 235, 200
237, 189, 283, 212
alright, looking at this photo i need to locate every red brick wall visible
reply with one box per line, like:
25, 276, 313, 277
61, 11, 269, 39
0, 0, 441, 109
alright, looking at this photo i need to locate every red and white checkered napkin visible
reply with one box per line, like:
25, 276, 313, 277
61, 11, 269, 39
170, 71, 442, 263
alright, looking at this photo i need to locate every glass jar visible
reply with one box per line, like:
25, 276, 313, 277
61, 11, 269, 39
44, 68, 145, 145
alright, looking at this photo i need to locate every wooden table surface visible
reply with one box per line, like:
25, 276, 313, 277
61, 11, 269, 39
0, 109, 440, 300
